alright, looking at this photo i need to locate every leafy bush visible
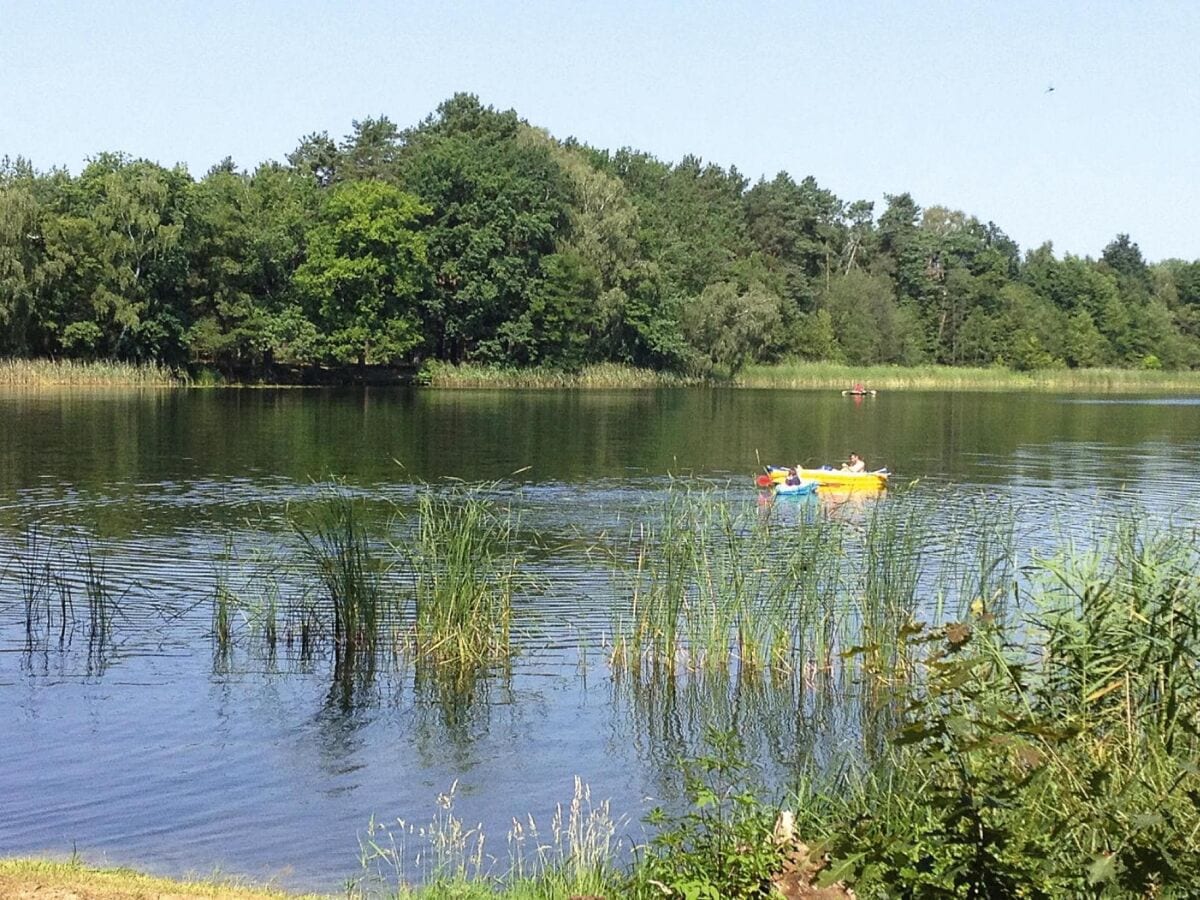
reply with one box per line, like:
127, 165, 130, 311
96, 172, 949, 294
629, 729, 784, 899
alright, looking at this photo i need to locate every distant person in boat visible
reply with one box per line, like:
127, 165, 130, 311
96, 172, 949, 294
785, 466, 802, 486
842, 452, 866, 473
853, 382, 866, 393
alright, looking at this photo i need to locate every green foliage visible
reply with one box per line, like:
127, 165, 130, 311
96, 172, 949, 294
397, 95, 573, 366
681, 280, 786, 375
629, 729, 784, 900
183, 162, 316, 371
2, 102, 1199, 377
294, 179, 430, 365
788, 521, 1200, 897
818, 270, 909, 365
793, 308, 843, 362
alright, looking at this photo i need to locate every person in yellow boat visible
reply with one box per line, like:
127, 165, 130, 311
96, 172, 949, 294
841, 452, 866, 473
785, 466, 802, 486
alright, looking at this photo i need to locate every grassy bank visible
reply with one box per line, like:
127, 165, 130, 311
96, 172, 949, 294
737, 360, 1200, 392
427, 359, 1200, 391
0, 357, 185, 386
6, 356, 1200, 392
421, 361, 705, 388
0, 858, 322, 898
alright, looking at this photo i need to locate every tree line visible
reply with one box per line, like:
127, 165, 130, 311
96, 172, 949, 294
3, 92, 1199, 376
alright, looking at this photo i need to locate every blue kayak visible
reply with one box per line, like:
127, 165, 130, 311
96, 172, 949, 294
774, 479, 817, 497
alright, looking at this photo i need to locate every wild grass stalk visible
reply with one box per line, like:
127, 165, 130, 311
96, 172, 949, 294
361, 779, 619, 898
944, 497, 1016, 621
404, 488, 518, 670
857, 496, 931, 680
16, 527, 60, 644
212, 583, 236, 652
210, 536, 240, 658
611, 492, 698, 675
8, 528, 128, 657
72, 536, 119, 651
13, 528, 101, 649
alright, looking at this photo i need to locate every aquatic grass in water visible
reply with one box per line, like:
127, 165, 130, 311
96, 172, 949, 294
74, 538, 110, 643
292, 491, 390, 663
610, 487, 1030, 691
612, 487, 858, 678
856, 495, 932, 680
14, 527, 64, 645
9, 528, 122, 654
404, 487, 518, 670
611, 491, 698, 675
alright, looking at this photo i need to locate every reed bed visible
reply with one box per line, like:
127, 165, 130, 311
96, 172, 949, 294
609, 485, 953, 683
292, 493, 391, 669
196, 486, 526, 687
737, 359, 1200, 392
423, 361, 704, 389
402, 488, 520, 671
0, 356, 185, 386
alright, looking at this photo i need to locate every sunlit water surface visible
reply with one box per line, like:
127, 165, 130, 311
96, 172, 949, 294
2, 387, 1198, 890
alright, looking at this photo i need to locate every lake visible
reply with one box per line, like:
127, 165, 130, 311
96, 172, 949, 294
2, 387, 1198, 891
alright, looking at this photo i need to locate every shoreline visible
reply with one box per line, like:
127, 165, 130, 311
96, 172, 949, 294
6, 357, 1200, 393
0, 857, 325, 899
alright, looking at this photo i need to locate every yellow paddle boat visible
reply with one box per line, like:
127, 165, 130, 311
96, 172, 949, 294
757, 466, 889, 491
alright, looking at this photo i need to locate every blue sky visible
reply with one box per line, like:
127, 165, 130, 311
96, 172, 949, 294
2, 0, 1196, 261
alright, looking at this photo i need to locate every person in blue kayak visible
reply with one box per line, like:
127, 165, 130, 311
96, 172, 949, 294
842, 452, 866, 473
785, 466, 802, 485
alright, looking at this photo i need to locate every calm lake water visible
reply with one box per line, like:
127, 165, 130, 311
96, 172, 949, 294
2, 387, 1199, 891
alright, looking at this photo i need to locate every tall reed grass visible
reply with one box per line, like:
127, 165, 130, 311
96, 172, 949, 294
0, 357, 185, 386
292, 492, 390, 667
737, 359, 1200, 392
423, 361, 704, 389
609, 485, 939, 682
403, 488, 519, 671
73, 537, 117, 650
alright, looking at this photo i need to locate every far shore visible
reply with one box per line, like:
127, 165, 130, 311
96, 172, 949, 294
6, 356, 1200, 393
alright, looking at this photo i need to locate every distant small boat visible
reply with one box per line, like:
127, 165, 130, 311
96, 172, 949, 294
841, 388, 877, 396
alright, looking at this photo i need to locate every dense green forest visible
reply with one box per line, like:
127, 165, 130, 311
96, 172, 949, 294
3, 93, 1199, 377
